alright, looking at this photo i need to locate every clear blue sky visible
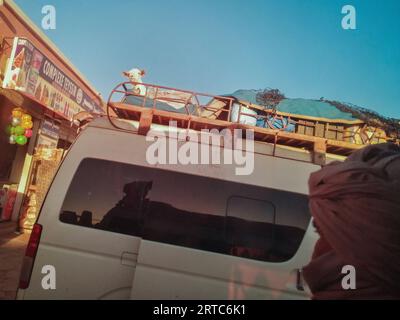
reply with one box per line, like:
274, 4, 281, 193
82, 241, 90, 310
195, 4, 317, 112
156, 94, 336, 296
15, 0, 400, 118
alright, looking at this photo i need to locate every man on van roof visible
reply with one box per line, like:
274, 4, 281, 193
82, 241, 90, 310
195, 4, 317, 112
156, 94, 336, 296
303, 143, 400, 299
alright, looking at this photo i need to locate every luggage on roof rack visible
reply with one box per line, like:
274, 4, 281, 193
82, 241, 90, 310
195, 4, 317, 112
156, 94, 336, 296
106, 81, 399, 164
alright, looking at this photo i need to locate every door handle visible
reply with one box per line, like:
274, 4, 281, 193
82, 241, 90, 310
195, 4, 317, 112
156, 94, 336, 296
296, 268, 305, 291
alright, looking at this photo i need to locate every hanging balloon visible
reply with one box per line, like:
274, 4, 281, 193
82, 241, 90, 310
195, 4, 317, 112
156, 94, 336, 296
24, 129, 33, 138
21, 120, 33, 129
11, 117, 21, 126
21, 114, 32, 122
14, 125, 25, 136
12, 108, 24, 118
9, 135, 16, 144
15, 135, 28, 145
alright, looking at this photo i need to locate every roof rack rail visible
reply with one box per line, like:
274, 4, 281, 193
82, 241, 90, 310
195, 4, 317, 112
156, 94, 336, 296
106, 81, 398, 165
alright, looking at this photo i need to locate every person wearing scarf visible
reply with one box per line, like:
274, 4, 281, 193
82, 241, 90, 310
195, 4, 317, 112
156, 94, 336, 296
303, 143, 400, 299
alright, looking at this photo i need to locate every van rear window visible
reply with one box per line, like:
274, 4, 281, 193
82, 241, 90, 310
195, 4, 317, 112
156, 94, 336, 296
60, 158, 311, 262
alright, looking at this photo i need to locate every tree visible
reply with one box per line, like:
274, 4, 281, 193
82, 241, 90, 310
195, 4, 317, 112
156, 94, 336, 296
256, 88, 285, 110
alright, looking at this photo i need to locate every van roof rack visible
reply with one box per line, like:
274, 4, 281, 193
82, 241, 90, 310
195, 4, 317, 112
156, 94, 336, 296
107, 81, 399, 165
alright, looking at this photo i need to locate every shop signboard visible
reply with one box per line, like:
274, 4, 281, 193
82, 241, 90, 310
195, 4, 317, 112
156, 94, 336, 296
2, 37, 103, 121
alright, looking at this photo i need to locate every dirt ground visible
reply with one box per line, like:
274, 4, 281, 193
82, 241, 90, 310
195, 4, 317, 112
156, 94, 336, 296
0, 230, 29, 300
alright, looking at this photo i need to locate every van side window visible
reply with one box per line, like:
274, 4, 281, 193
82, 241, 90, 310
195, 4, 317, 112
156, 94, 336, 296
60, 158, 310, 262
226, 197, 277, 261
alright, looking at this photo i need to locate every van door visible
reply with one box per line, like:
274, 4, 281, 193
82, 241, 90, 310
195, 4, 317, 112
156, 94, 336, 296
130, 230, 314, 300
129, 180, 314, 299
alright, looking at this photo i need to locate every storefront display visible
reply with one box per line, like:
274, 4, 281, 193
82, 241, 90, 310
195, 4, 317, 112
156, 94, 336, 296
18, 186, 37, 230
0, 1, 103, 230
19, 145, 63, 229
13, 117, 62, 229
0, 184, 18, 221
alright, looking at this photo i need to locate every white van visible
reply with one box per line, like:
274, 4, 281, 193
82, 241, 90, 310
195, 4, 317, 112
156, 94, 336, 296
17, 116, 321, 300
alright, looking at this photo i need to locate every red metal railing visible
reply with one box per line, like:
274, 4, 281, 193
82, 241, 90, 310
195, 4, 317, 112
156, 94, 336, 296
107, 81, 296, 130
106, 81, 391, 146
107, 81, 235, 119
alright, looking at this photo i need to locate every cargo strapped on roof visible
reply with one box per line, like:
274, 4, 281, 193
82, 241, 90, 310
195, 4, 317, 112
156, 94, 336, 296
106, 81, 398, 165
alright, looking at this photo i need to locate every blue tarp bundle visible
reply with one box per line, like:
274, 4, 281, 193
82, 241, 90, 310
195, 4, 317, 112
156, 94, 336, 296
228, 89, 358, 121
256, 117, 296, 132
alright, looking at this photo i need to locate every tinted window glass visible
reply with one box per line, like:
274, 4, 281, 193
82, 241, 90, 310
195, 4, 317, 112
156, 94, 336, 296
226, 197, 276, 261
60, 158, 310, 262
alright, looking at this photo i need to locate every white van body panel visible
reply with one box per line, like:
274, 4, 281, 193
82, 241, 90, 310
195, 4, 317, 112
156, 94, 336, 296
131, 223, 318, 300
18, 119, 320, 299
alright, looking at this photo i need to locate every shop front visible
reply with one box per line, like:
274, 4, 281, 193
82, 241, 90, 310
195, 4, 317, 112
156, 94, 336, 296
0, 1, 104, 231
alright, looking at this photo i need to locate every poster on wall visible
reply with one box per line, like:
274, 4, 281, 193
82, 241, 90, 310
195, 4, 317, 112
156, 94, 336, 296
37, 119, 60, 149
2, 37, 103, 121
36, 135, 57, 149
